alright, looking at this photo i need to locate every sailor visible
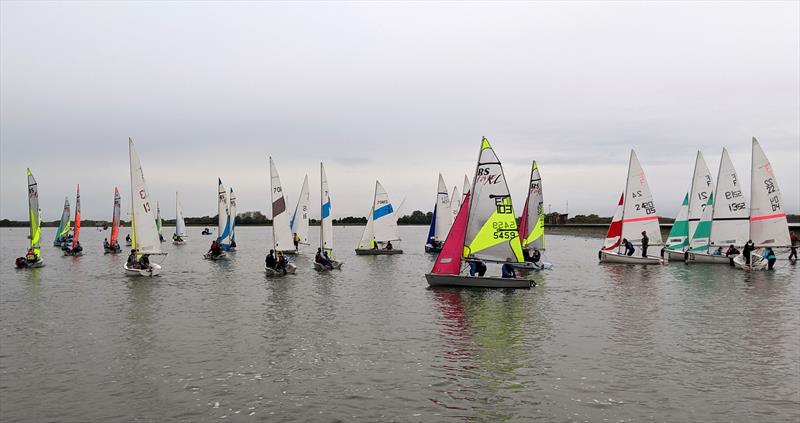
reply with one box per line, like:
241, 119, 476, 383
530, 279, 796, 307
265, 250, 277, 269
293, 233, 300, 250
640, 231, 649, 258
622, 238, 635, 256
742, 240, 755, 265
315, 248, 333, 270
763, 248, 777, 270
386, 241, 393, 250
501, 260, 516, 278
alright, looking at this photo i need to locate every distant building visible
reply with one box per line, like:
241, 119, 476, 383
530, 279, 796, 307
545, 212, 568, 225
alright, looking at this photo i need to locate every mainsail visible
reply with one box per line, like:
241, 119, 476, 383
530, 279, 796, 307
111, 187, 121, 246
71, 184, 81, 249
229, 188, 237, 246
709, 148, 748, 248
462, 175, 471, 197
621, 150, 662, 246
320, 163, 335, 257
433, 174, 452, 242
217, 178, 231, 245
749, 137, 790, 247
128, 138, 161, 255
519, 160, 545, 251
290, 175, 310, 245
450, 186, 461, 224
463, 137, 523, 263
175, 192, 187, 237
55, 197, 71, 243
665, 194, 690, 251
688, 152, 715, 241
156, 201, 163, 239
269, 157, 295, 251
27, 169, 41, 258
372, 181, 401, 243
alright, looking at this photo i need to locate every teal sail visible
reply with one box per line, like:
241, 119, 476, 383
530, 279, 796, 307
665, 193, 690, 251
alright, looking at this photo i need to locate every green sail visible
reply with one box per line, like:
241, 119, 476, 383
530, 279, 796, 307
665, 193, 690, 251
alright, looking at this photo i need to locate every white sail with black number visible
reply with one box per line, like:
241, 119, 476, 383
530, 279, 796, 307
269, 157, 295, 251
748, 138, 790, 247
290, 175, 310, 245
621, 150, 662, 246
709, 148, 748, 248
128, 138, 161, 255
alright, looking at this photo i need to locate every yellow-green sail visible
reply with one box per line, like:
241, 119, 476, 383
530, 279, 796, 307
27, 169, 41, 258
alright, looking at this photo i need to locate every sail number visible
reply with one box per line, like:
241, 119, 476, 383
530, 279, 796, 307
494, 196, 513, 214
728, 202, 746, 212
764, 178, 776, 194
724, 189, 742, 200
28, 187, 37, 199
764, 178, 781, 211
492, 221, 518, 240
139, 190, 150, 213
273, 187, 282, 194
634, 201, 656, 215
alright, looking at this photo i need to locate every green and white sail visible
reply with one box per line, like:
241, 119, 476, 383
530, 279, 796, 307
688, 193, 713, 252
688, 152, 715, 241
464, 137, 523, 263
665, 193, 690, 251
54, 197, 71, 244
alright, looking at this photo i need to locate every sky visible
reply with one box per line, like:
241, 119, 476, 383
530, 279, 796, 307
1, 1, 798, 222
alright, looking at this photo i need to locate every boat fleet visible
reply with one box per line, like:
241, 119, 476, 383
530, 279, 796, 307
14, 136, 794, 287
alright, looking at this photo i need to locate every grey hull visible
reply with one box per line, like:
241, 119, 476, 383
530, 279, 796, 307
599, 250, 662, 264
425, 273, 532, 289
686, 252, 733, 264
665, 249, 687, 261
355, 249, 403, 255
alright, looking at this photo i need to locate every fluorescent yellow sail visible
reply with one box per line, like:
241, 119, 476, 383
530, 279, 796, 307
27, 168, 41, 258
465, 196, 523, 261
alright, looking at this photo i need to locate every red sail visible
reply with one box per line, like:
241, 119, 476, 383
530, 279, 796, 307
110, 187, 120, 245
431, 193, 471, 275
602, 193, 624, 251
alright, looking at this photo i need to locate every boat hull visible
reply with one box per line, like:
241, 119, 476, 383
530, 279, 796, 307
203, 252, 227, 260
172, 240, 185, 246
599, 250, 662, 264
16, 257, 45, 269
664, 249, 687, 261
425, 273, 533, 289
124, 262, 162, 277
63, 250, 83, 257
278, 250, 299, 255
424, 245, 442, 253
265, 263, 297, 277
313, 261, 343, 271
514, 261, 553, 271
355, 249, 403, 255
104, 246, 122, 254
685, 252, 734, 264
733, 253, 769, 270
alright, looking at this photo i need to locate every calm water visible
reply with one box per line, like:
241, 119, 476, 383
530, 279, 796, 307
1, 226, 798, 422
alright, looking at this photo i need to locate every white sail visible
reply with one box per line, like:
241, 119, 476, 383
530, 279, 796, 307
450, 185, 460, 224
521, 161, 545, 250
462, 175, 471, 197
229, 188, 237, 245
320, 163, 334, 255
433, 174, 452, 242
217, 179, 231, 245
128, 138, 161, 255
464, 137, 524, 263
688, 151, 715, 240
290, 175, 310, 245
175, 192, 186, 237
357, 207, 375, 249
269, 157, 295, 251
621, 150, 662, 246
749, 138, 790, 247
372, 181, 401, 243
709, 148, 748, 247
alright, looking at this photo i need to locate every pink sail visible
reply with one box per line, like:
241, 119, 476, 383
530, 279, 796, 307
602, 193, 624, 251
431, 193, 471, 275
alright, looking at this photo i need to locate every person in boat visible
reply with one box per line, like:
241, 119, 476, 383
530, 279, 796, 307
385, 241, 393, 250
725, 245, 740, 258
276, 251, 288, 274
208, 240, 222, 257
293, 233, 300, 250
742, 240, 755, 265
72, 241, 82, 254
789, 231, 798, 263
712, 246, 723, 256
763, 248, 777, 270
468, 260, 487, 277
501, 260, 516, 278
622, 238, 635, 256
159, 233, 165, 242
104, 238, 110, 249
139, 254, 150, 269
230, 239, 236, 249
25, 248, 37, 263
202, 227, 211, 235
125, 234, 131, 243
640, 231, 649, 258
127, 249, 138, 269
315, 248, 333, 270
371, 241, 378, 250
265, 250, 277, 269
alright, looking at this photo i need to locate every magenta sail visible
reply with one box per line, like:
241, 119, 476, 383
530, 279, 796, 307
431, 193, 471, 275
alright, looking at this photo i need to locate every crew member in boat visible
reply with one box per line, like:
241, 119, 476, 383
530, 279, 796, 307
127, 249, 138, 268
202, 227, 212, 235
640, 231, 649, 257
789, 231, 798, 263
469, 260, 487, 277
501, 260, 516, 278
712, 246, 723, 256
139, 254, 150, 269
763, 248, 777, 270
385, 241, 393, 250
724, 245, 740, 264
104, 238, 110, 249
207, 240, 222, 257
742, 240, 755, 265
315, 248, 333, 270
276, 252, 288, 274
293, 233, 300, 250
265, 250, 277, 269
623, 238, 635, 256
25, 248, 37, 263
125, 234, 131, 243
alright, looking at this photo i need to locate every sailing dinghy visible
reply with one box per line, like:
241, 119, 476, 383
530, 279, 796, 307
665, 152, 714, 261
173, 192, 187, 245
598, 150, 663, 264
290, 175, 310, 252
64, 185, 83, 256
204, 179, 230, 260
269, 157, 299, 255
734, 138, 790, 270
228, 188, 237, 250
15, 169, 44, 269
425, 173, 452, 253
53, 197, 71, 247
517, 160, 553, 271
156, 201, 165, 242
686, 148, 749, 263
314, 162, 343, 271
425, 137, 532, 288
104, 187, 123, 253
355, 181, 403, 255
124, 138, 165, 276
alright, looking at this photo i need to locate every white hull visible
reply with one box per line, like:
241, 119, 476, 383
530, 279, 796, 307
355, 249, 403, 255
313, 260, 343, 272
124, 262, 162, 277
265, 263, 297, 277
599, 250, 662, 264
16, 258, 45, 269
125, 241, 132, 246
425, 273, 533, 289
685, 252, 734, 264
204, 252, 228, 260
172, 240, 185, 245
278, 249, 299, 255
733, 253, 769, 270
514, 261, 553, 271
664, 249, 687, 261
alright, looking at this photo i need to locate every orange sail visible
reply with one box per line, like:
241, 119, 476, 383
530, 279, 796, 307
110, 187, 121, 246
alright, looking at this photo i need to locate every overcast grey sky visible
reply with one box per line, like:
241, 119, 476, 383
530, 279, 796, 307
1, 1, 798, 221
